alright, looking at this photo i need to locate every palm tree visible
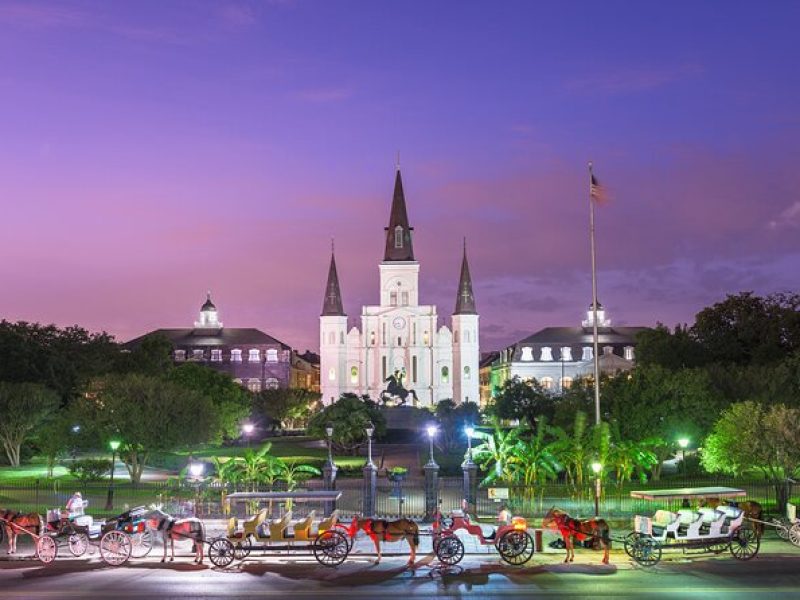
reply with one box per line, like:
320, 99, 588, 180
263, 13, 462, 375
507, 419, 560, 511
472, 421, 522, 486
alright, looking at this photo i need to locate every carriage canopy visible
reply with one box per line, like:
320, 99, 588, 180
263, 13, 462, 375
630, 487, 746, 501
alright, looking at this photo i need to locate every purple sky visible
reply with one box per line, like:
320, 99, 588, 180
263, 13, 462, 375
1, 1, 799, 353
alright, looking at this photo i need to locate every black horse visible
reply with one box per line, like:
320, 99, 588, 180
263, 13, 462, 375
381, 369, 419, 406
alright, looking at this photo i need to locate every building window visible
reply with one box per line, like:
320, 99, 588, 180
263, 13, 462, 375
396, 336, 402, 346
266, 348, 278, 362
339, 331, 344, 344
210, 349, 222, 362
454, 330, 459, 343
582, 346, 593, 361
412, 356, 417, 383
394, 225, 403, 248
350, 366, 358, 384
382, 323, 386, 345
248, 349, 260, 362
370, 331, 376, 345
265, 378, 279, 390
624, 346, 635, 361
464, 366, 471, 380
412, 323, 416, 345
520, 347, 533, 361
423, 331, 429, 345
174, 350, 186, 362
328, 332, 335, 345
560, 347, 572, 361
561, 376, 573, 390
401, 291, 409, 305
390, 292, 398, 306
192, 349, 204, 361
233, 378, 242, 385
603, 346, 614, 356
540, 347, 553, 361
382, 356, 387, 380
464, 330, 471, 343
541, 376, 554, 390
441, 366, 449, 383
231, 349, 242, 362
328, 367, 336, 381
247, 378, 261, 392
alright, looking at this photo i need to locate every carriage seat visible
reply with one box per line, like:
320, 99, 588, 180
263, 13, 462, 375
226, 517, 243, 539
268, 512, 293, 541
716, 505, 744, 533
243, 509, 268, 539
290, 511, 316, 541
676, 510, 703, 537
316, 510, 339, 534
650, 510, 679, 537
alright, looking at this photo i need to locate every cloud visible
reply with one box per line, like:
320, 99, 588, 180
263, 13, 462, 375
218, 3, 258, 28
292, 87, 354, 103
565, 64, 704, 95
768, 201, 800, 229
0, 2, 88, 28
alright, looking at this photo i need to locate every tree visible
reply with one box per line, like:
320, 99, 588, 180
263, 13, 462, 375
472, 422, 524, 485
434, 399, 481, 453
307, 394, 386, 455
0, 382, 59, 466
635, 324, 706, 370
75, 374, 216, 483
35, 412, 77, 477
254, 388, 322, 431
489, 376, 554, 430
166, 363, 251, 441
114, 334, 174, 376
702, 401, 800, 511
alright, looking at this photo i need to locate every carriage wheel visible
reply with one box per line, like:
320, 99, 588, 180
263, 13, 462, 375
36, 536, 58, 565
68, 533, 89, 557
497, 530, 534, 565
729, 527, 760, 561
130, 528, 154, 559
772, 518, 791, 541
332, 524, 354, 550
435, 534, 465, 566
313, 530, 349, 567
208, 538, 236, 568
788, 523, 800, 548
100, 531, 132, 566
630, 536, 661, 567
234, 540, 251, 561
623, 532, 640, 558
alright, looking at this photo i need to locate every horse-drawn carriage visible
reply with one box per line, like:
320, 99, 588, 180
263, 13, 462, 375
37, 504, 153, 565
431, 509, 535, 566
624, 487, 760, 567
207, 491, 351, 568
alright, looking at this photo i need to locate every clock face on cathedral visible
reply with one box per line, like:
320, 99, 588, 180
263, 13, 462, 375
392, 317, 406, 330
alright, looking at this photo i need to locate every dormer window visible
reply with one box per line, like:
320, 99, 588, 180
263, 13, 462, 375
603, 346, 614, 356
266, 349, 278, 362
560, 347, 573, 361
582, 346, 593, 361
249, 349, 261, 362
521, 347, 533, 361
211, 349, 222, 362
624, 346, 635, 361
192, 349, 204, 361
231, 349, 242, 362
174, 350, 186, 362
394, 225, 403, 248
540, 347, 554, 361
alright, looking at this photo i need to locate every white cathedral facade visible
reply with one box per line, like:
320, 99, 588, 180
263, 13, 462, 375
320, 169, 480, 408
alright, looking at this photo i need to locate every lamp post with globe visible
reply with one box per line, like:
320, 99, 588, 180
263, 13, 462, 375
362, 421, 377, 517
105, 439, 121, 510
322, 423, 337, 516
462, 425, 478, 513
424, 424, 440, 521
591, 461, 603, 517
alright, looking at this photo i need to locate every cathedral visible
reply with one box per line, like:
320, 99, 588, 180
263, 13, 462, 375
320, 168, 480, 407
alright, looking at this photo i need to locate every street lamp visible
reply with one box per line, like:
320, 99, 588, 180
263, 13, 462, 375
426, 424, 438, 465
188, 461, 205, 517
464, 426, 475, 463
591, 461, 603, 517
365, 421, 375, 467
678, 438, 690, 475
189, 462, 205, 480
325, 422, 334, 465
242, 422, 255, 448
105, 439, 121, 510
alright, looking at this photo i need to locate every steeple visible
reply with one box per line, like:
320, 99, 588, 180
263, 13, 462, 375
383, 168, 415, 261
454, 241, 477, 315
321, 249, 345, 316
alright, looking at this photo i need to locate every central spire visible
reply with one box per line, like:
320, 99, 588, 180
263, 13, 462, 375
321, 249, 345, 316
383, 168, 415, 261
454, 241, 477, 315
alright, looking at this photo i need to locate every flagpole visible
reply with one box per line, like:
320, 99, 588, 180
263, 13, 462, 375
589, 161, 601, 426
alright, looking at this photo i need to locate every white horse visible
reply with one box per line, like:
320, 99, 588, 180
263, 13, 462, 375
145, 508, 205, 564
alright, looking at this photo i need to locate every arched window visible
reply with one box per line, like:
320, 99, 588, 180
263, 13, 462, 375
231, 349, 242, 362
247, 378, 261, 392
248, 349, 260, 362
370, 331, 376, 345
441, 366, 449, 383
174, 350, 186, 362
339, 331, 344, 344
394, 225, 403, 248
390, 291, 398, 306
328, 367, 336, 381
350, 366, 358, 384
265, 378, 279, 390
266, 348, 278, 362
561, 376, 573, 390
464, 366, 471, 380
328, 332, 335, 345
540, 376, 554, 390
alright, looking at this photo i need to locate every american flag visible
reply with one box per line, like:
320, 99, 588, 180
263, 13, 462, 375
590, 173, 608, 204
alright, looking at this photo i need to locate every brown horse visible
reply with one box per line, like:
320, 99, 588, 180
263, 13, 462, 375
699, 498, 764, 537
542, 507, 611, 564
146, 509, 206, 564
346, 516, 419, 566
0, 510, 42, 554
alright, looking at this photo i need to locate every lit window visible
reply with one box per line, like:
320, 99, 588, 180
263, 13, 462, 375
370, 331, 376, 345
265, 378, 279, 390
192, 349, 204, 360
210, 349, 222, 362
464, 366, 471, 380
520, 347, 533, 361
174, 350, 186, 362
560, 347, 572, 361
328, 367, 336, 381
350, 366, 358, 384
582, 346, 593, 361
441, 366, 449, 383
267, 348, 278, 362
248, 349, 260, 362
561, 377, 573, 390
231, 349, 242, 362
394, 225, 403, 248
624, 346, 635, 361
423, 331, 429, 345
247, 378, 261, 392
540, 376, 554, 390
540, 347, 553, 361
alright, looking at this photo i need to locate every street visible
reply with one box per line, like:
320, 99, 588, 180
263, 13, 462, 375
1, 538, 799, 599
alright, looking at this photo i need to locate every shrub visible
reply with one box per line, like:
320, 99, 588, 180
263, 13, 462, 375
68, 459, 111, 482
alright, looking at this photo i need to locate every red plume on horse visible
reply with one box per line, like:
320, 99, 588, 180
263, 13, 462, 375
542, 507, 611, 564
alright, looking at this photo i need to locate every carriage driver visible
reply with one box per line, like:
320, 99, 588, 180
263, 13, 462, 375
66, 491, 86, 517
